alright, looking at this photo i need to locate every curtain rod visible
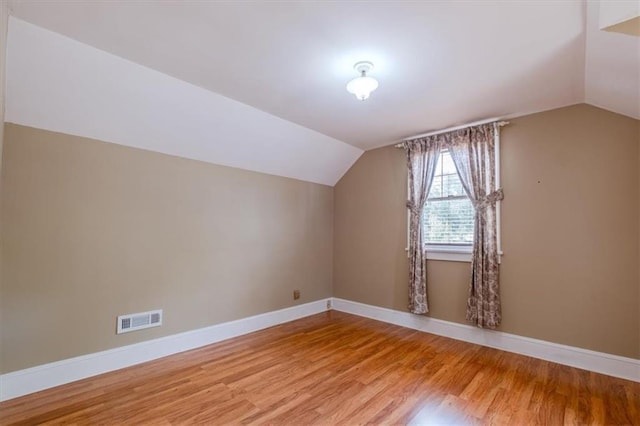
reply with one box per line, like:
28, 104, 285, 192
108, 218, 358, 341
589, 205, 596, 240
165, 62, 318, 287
394, 119, 509, 148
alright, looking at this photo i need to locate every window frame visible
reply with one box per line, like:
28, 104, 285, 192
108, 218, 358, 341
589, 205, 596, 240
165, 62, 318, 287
405, 129, 502, 263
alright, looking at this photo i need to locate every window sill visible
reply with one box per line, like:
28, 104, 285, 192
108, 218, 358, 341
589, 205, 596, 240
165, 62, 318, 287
422, 246, 505, 263
425, 245, 472, 262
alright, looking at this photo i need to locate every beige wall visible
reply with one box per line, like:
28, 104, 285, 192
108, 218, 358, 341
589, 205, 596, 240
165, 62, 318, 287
2, 104, 639, 374
334, 104, 640, 359
0, 124, 333, 373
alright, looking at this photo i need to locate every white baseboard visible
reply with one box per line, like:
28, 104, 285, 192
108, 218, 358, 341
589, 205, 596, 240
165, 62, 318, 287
0, 299, 330, 401
331, 298, 640, 383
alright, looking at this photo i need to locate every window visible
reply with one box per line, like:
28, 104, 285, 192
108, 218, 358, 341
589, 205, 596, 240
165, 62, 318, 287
423, 151, 474, 247
404, 133, 502, 263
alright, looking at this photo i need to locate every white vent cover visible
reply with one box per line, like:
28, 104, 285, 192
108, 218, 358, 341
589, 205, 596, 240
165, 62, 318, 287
117, 309, 163, 334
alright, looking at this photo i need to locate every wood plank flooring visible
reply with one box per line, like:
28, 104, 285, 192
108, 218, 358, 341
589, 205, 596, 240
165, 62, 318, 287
1, 311, 638, 425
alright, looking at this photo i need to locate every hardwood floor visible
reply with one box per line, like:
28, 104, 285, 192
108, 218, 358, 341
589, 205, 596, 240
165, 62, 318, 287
1, 310, 638, 425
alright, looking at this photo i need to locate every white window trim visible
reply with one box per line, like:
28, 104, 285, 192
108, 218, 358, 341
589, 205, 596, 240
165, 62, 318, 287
405, 124, 503, 263
495, 122, 503, 261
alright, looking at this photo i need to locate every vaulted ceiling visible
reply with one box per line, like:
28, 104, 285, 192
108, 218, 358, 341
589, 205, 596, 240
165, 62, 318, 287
4, 1, 639, 185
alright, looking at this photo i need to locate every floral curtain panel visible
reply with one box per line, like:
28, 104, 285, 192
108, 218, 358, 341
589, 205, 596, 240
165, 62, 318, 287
448, 123, 503, 329
404, 137, 442, 314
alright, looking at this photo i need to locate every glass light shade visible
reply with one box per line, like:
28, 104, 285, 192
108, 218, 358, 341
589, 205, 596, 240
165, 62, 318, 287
346, 75, 379, 100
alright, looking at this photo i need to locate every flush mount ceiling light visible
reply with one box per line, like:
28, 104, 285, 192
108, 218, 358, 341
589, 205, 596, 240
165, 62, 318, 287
346, 61, 379, 101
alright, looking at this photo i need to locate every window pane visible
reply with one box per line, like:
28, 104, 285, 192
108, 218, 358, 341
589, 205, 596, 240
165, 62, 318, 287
441, 173, 465, 197
429, 175, 442, 198
441, 152, 457, 174
426, 151, 466, 199
423, 198, 474, 245
423, 150, 474, 245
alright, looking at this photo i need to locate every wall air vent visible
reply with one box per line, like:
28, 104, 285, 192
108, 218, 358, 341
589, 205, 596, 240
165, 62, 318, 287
117, 309, 163, 334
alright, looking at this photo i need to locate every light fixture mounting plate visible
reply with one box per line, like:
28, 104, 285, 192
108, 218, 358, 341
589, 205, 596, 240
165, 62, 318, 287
353, 61, 374, 74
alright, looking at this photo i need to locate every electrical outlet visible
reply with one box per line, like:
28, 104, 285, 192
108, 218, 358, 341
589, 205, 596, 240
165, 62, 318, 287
326, 299, 332, 309
293, 289, 300, 300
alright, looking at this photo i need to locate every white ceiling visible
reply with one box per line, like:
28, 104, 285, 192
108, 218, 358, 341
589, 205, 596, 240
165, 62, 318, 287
585, 0, 640, 118
4, 1, 639, 183
5, 18, 362, 186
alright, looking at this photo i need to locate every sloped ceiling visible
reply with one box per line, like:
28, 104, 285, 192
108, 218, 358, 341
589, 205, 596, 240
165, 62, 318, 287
585, 0, 640, 118
5, 18, 361, 186
4, 1, 640, 185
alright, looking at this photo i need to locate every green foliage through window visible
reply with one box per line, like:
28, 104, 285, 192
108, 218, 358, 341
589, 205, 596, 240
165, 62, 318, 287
423, 151, 474, 245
